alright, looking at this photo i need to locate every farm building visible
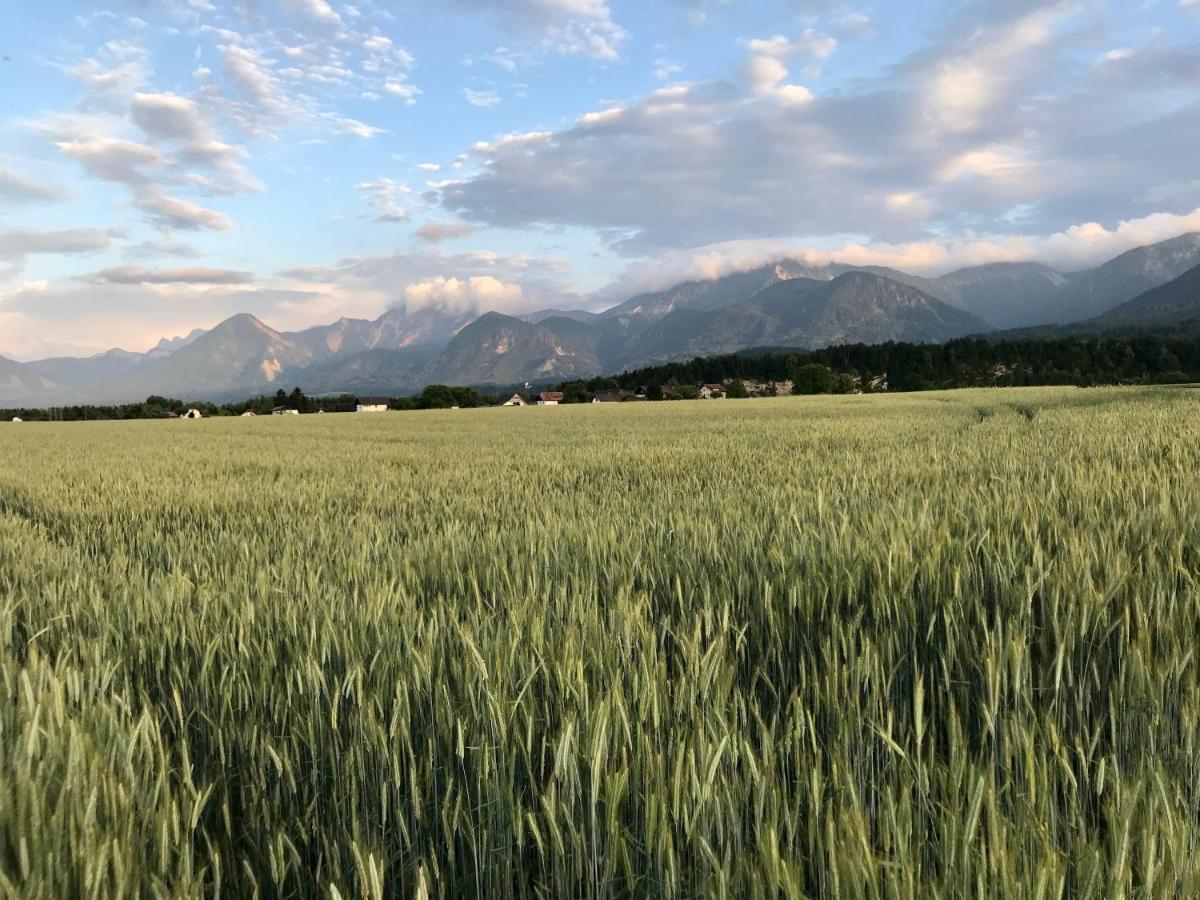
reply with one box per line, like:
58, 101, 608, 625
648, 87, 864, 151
501, 394, 527, 407
183, 409, 203, 419
356, 397, 390, 413
271, 407, 300, 416
537, 392, 564, 406
241, 411, 256, 417
11, 417, 22, 423
699, 384, 727, 399
166, 411, 180, 419
593, 391, 628, 403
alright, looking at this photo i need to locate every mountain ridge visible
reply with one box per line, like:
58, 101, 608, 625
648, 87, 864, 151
5, 232, 1200, 405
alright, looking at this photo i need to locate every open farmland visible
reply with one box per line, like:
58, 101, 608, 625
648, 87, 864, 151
2, 387, 1199, 898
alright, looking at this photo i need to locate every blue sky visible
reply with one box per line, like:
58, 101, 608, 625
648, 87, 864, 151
1, 0, 1199, 359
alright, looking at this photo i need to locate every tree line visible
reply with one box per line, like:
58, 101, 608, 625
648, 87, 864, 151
552, 334, 1200, 399
5, 334, 1199, 420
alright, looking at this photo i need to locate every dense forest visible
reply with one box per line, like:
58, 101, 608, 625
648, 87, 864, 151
5, 333, 1199, 420
568, 333, 1200, 397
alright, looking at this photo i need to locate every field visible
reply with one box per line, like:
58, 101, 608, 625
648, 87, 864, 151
2, 386, 1199, 898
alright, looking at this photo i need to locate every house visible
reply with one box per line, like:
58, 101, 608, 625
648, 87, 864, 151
699, 384, 726, 400
11, 417, 21, 423
183, 408, 203, 419
166, 411, 180, 419
240, 411, 256, 417
537, 391, 564, 406
356, 397, 390, 413
593, 390, 629, 403
272, 407, 300, 416
501, 393, 527, 407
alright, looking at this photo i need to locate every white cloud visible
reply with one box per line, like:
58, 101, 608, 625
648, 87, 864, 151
219, 43, 304, 133
0, 228, 113, 259
384, 76, 421, 103
56, 138, 164, 184
404, 275, 525, 315
742, 30, 832, 103
414, 221, 476, 243
0, 167, 64, 203
359, 177, 411, 222
447, 0, 628, 60
602, 206, 1200, 300
440, 2, 1200, 256
463, 88, 502, 107
283, 0, 345, 29
133, 186, 232, 231
923, 4, 1070, 135
89, 266, 252, 285
654, 59, 684, 82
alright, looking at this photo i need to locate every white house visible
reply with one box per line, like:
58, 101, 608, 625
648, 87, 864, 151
183, 408, 203, 419
501, 394, 527, 407
271, 407, 300, 416
537, 391, 564, 406
699, 384, 727, 400
356, 397, 390, 413
240, 411, 256, 417
11, 417, 22, 423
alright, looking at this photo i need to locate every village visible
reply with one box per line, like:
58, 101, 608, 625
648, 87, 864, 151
6, 371, 893, 422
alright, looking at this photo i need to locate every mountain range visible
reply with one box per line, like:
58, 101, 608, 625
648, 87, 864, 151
3, 233, 1200, 405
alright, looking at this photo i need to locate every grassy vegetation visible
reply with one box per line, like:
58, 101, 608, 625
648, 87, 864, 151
2, 386, 1199, 898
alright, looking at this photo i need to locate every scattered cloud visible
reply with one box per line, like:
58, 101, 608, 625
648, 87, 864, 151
602, 206, 1200, 301
0, 228, 113, 260
133, 186, 233, 231
462, 88, 502, 107
447, 0, 628, 61
0, 167, 64, 203
359, 177, 412, 222
89, 265, 252, 285
439, 4, 1200, 255
405, 275, 525, 315
414, 221, 476, 243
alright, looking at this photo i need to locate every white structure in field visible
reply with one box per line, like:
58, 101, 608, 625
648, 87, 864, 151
501, 394, 527, 407
356, 397, 390, 413
183, 409, 203, 419
537, 391, 564, 406
272, 407, 300, 416
11, 417, 22, 423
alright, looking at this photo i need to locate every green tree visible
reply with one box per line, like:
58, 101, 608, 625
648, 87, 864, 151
793, 363, 834, 395
725, 379, 750, 399
832, 373, 858, 394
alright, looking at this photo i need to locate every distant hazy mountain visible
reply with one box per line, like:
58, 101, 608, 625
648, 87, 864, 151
425, 312, 604, 385
108, 314, 316, 399
644, 273, 988, 361
0, 355, 52, 403
522, 308, 601, 325
1053, 234, 1200, 323
600, 261, 818, 320
1090, 262, 1200, 328
286, 346, 441, 395
7, 233, 1200, 405
934, 262, 1069, 328
148, 329, 207, 359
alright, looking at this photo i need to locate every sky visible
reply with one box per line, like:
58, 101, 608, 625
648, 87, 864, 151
1, 0, 1198, 360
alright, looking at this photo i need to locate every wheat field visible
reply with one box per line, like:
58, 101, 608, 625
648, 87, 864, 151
2, 386, 1198, 898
